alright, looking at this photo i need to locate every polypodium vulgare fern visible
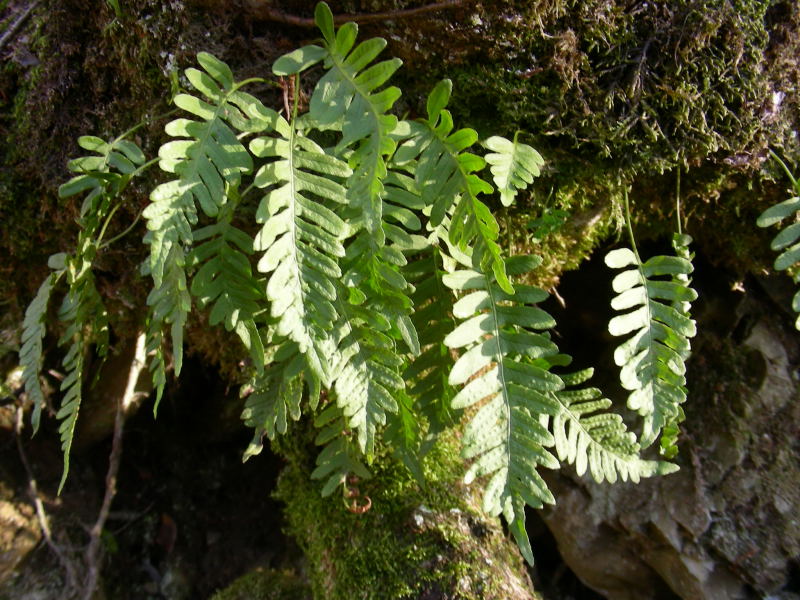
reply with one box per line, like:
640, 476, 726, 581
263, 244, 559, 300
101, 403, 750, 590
19, 1, 686, 564
605, 192, 697, 458
757, 151, 800, 330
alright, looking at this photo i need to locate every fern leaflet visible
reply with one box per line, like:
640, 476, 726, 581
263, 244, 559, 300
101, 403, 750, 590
483, 133, 544, 207
312, 402, 371, 497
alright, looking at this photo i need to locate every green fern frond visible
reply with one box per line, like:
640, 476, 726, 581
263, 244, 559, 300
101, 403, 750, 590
757, 152, 800, 330
55, 254, 109, 493
250, 116, 351, 383
312, 402, 371, 497
241, 342, 319, 460
403, 248, 458, 436
605, 243, 697, 454
549, 368, 678, 483
330, 297, 404, 457
284, 2, 402, 234
20, 267, 63, 432
188, 204, 265, 368
443, 255, 564, 564
483, 133, 544, 207
394, 80, 515, 293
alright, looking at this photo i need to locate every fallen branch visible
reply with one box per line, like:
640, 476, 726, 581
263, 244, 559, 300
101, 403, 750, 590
247, 0, 466, 27
0, 0, 41, 53
82, 332, 147, 600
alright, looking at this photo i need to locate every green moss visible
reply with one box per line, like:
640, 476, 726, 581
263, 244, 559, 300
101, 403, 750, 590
274, 426, 538, 600
210, 568, 311, 600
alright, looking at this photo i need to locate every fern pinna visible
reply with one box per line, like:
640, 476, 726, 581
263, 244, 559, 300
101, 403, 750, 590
19, 1, 684, 564
757, 151, 800, 330
605, 193, 697, 458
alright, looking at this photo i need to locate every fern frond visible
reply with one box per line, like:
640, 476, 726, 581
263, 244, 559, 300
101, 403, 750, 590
394, 80, 515, 293
403, 247, 458, 435
20, 267, 63, 432
275, 3, 402, 234
144, 52, 277, 383
443, 255, 564, 564
549, 368, 678, 483
330, 297, 404, 457
483, 133, 544, 207
241, 342, 319, 460
250, 117, 351, 382
188, 204, 265, 368
312, 402, 371, 497
55, 254, 109, 493
757, 153, 800, 330
605, 244, 697, 454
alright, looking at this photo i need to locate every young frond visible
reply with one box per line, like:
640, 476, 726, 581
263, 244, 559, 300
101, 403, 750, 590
757, 153, 800, 330
483, 133, 544, 207
250, 119, 351, 383
443, 255, 564, 564
548, 368, 678, 483
605, 244, 697, 456
394, 80, 515, 293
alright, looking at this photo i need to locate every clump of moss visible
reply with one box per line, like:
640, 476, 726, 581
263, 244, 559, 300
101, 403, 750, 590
210, 568, 311, 600
273, 424, 539, 600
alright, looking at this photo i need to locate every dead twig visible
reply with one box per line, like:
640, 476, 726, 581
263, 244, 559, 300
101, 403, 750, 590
247, 0, 466, 27
82, 332, 147, 600
14, 406, 79, 594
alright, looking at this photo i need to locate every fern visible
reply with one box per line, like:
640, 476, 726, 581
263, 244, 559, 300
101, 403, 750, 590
443, 254, 564, 564
757, 151, 800, 330
144, 52, 274, 384
548, 368, 678, 483
394, 80, 513, 293
20, 267, 62, 432
312, 402, 371, 497
249, 112, 350, 383
483, 133, 544, 207
605, 200, 697, 456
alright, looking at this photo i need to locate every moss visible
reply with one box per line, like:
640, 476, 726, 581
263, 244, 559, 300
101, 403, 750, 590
273, 424, 539, 600
210, 568, 312, 600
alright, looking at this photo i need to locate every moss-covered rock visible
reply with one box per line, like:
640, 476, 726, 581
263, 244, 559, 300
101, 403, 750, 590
210, 568, 311, 600
273, 425, 540, 600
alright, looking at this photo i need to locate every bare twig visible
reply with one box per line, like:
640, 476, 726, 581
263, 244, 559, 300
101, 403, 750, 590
247, 0, 466, 27
0, 0, 41, 53
14, 406, 79, 594
82, 332, 147, 600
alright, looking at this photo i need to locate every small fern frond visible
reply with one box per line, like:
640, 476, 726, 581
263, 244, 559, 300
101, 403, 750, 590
188, 204, 266, 368
250, 117, 351, 383
443, 255, 564, 564
20, 267, 63, 432
394, 80, 514, 293
55, 254, 109, 493
605, 244, 697, 454
549, 368, 678, 483
483, 133, 544, 207
312, 402, 371, 497
757, 152, 800, 330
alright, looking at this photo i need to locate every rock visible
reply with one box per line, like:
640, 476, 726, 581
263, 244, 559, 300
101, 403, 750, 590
0, 496, 40, 583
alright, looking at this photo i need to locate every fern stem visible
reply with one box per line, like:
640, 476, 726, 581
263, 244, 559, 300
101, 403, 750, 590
623, 188, 643, 266
769, 149, 798, 190
98, 207, 144, 250
95, 201, 122, 248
